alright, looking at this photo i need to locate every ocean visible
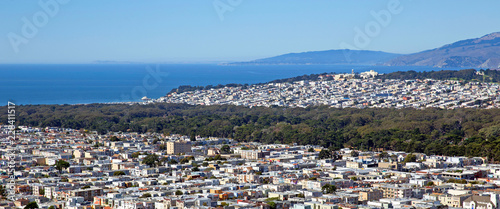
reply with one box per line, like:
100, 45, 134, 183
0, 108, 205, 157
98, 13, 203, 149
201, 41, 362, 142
0, 64, 460, 105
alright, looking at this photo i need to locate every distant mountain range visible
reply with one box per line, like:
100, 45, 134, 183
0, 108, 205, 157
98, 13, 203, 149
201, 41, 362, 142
229, 50, 401, 65
384, 32, 500, 69
230, 32, 500, 69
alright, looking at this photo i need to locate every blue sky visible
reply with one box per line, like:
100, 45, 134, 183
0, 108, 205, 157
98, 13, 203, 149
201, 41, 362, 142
1, 0, 499, 64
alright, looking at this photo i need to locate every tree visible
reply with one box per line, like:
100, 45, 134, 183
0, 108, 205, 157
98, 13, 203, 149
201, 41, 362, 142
48, 206, 55, 209
319, 149, 331, 159
24, 201, 39, 209
221, 145, 231, 154
110, 136, 121, 141
131, 152, 141, 158
142, 154, 159, 167
308, 147, 315, 152
179, 158, 190, 164
55, 160, 70, 173
426, 181, 434, 186
267, 201, 277, 209
202, 162, 209, 167
0, 185, 6, 199
192, 167, 200, 172
113, 171, 126, 176
160, 157, 169, 165
190, 134, 196, 141
403, 153, 417, 163
168, 159, 178, 165
175, 190, 183, 195
322, 184, 336, 194
141, 193, 151, 198
379, 152, 389, 159
351, 151, 359, 157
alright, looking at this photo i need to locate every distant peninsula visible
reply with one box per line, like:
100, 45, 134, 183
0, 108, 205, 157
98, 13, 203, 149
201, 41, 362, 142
228, 32, 500, 69
384, 32, 500, 69
228, 49, 401, 65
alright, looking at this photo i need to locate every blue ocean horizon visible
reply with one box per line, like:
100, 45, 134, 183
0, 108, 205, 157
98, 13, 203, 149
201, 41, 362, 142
1, 64, 461, 105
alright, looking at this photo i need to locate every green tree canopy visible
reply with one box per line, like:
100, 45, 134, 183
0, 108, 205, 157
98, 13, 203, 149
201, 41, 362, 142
131, 152, 141, 158
141, 193, 151, 198
110, 136, 121, 141
55, 160, 70, 172
113, 171, 126, 176
24, 201, 39, 209
379, 152, 389, 159
10, 98, 500, 162
0, 185, 7, 198
319, 149, 332, 159
142, 154, 160, 167
321, 184, 337, 194
221, 145, 231, 154
403, 153, 417, 163
267, 201, 277, 209
179, 158, 190, 164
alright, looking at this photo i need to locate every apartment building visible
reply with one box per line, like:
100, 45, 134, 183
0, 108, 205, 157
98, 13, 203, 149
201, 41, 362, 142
166, 141, 192, 154
68, 187, 104, 201
358, 189, 383, 202
378, 184, 412, 199
240, 150, 270, 160
438, 194, 472, 208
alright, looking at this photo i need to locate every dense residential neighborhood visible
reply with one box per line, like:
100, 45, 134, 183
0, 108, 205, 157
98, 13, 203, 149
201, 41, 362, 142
2, 125, 500, 209
156, 71, 500, 109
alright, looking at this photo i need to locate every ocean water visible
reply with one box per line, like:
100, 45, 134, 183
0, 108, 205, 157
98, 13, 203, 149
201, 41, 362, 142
0, 64, 459, 105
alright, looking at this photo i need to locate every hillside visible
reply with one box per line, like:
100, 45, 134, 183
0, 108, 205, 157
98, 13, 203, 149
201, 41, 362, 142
385, 32, 500, 68
229, 49, 401, 65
